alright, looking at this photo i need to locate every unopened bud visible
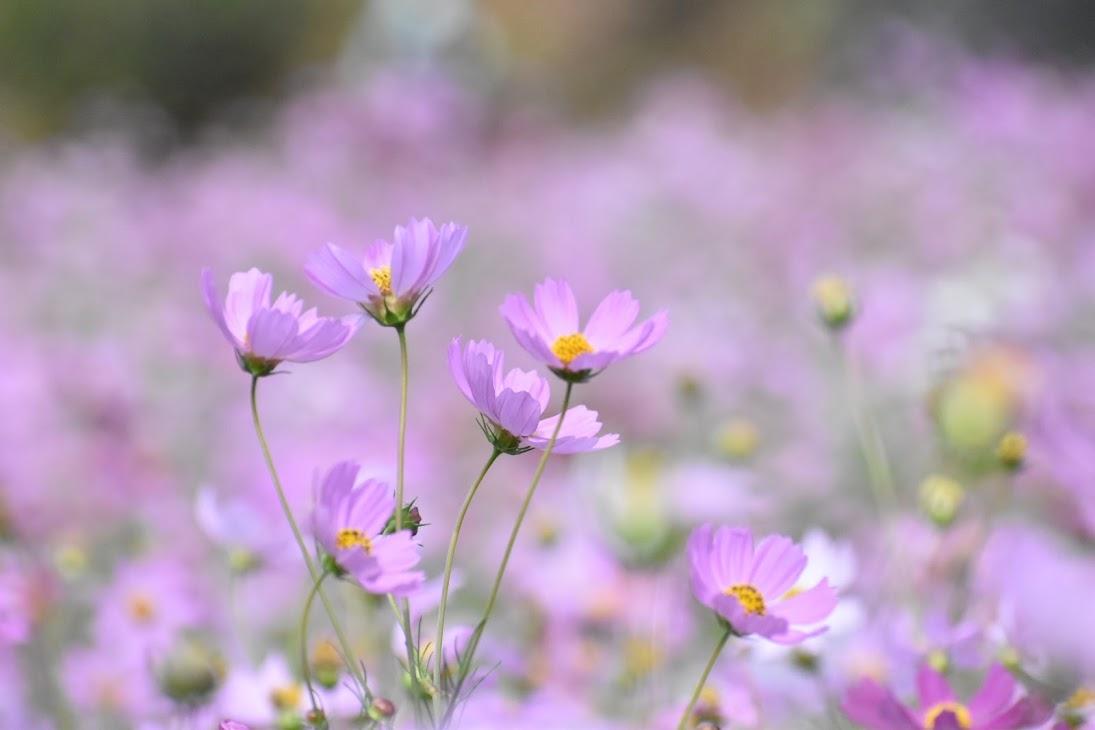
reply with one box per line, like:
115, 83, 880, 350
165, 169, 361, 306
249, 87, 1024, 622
311, 640, 342, 689
927, 649, 949, 674
995, 431, 1027, 471
919, 475, 964, 527
384, 503, 423, 536
368, 697, 396, 720
158, 638, 224, 704
812, 275, 855, 330
714, 418, 759, 460
304, 708, 327, 728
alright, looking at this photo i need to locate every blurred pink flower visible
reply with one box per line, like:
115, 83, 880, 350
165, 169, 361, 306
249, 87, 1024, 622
687, 524, 837, 645
842, 663, 1049, 730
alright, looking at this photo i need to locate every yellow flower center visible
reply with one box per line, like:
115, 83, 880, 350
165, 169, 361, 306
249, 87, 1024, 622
724, 584, 766, 615
127, 593, 156, 624
551, 332, 594, 366
312, 639, 343, 672
269, 683, 302, 711
923, 701, 972, 730
1065, 687, 1095, 711
369, 265, 393, 296
335, 528, 374, 554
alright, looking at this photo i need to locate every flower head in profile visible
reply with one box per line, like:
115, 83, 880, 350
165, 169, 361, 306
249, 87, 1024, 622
686, 524, 837, 645
201, 268, 359, 376
448, 338, 619, 455
842, 663, 1050, 730
500, 278, 667, 382
311, 462, 424, 596
306, 217, 467, 327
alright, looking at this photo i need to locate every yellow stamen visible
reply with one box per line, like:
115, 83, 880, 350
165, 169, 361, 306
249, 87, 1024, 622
923, 701, 972, 730
127, 593, 156, 624
369, 265, 393, 296
335, 528, 374, 554
723, 584, 766, 615
551, 332, 594, 366
270, 683, 302, 711
1065, 687, 1095, 711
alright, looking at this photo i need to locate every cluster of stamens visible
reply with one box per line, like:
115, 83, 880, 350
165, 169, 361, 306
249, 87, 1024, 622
127, 592, 157, 624
369, 266, 394, 296
922, 701, 972, 729
336, 527, 374, 554
551, 332, 594, 366
723, 584, 766, 615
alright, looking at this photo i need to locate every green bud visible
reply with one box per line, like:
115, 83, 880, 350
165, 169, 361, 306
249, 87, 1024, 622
919, 475, 965, 527
812, 275, 855, 330
996, 431, 1027, 471
157, 638, 224, 705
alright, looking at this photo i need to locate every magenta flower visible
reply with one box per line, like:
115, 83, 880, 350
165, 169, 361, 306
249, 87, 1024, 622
201, 267, 359, 375
306, 217, 467, 326
499, 278, 667, 382
448, 338, 619, 454
842, 663, 1050, 730
686, 524, 837, 645
311, 461, 424, 596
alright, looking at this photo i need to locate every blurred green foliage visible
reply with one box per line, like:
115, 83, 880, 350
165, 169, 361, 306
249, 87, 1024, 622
0, 0, 360, 137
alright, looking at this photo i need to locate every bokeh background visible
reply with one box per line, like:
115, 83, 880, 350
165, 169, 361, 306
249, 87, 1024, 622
3, 2, 1095, 728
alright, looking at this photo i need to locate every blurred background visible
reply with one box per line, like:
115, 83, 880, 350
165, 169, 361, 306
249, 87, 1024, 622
3, 2, 1095, 728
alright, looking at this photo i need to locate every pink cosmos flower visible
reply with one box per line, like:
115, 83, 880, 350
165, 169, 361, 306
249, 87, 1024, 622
311, 461, 424, 596
686, 525, 837, 645
499, 278, 667, 381
201, 267, 359, 375
306, 217, 467, 326
842, 663, 1050, 730
448, 338, 619, 454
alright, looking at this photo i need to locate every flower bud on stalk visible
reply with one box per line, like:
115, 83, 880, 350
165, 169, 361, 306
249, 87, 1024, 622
812, 275, 855, 331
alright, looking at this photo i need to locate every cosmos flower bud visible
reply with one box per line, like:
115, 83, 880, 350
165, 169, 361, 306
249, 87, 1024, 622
304, 708, 326, 727
812, 275, 855, 330
919, 475, 965, 528
157, 637, 224, 705
995, 431, 1027, 471
368, 697, 396, 721
310, 640, 342, 690
714, 418, 760, 460
383, 502, 422, 537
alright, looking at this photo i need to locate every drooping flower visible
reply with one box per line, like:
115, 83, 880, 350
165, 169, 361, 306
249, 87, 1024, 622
201, 267, 360, 376
686, 525, 837, 645
311, 462, 424, 596
306, 217, 467, 326
499, 278, 668, 382
842, 663, 1050, 730
448, 338, 619, 454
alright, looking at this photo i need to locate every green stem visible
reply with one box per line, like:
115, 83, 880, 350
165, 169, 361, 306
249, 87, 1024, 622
834, 343, 897, 512
432, 447, 503, 719
392, 325, 422, 699
249, 376, 368, 696
443, 382, 574, 727
676, 626, 732, 730
300, 570, 330, 714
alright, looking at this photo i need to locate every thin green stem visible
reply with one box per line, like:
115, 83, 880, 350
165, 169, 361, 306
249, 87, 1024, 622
395, 325, 409, 531
676, 626, 732, 730
834, 343, 897, 512
442, 382, 574, 727
300, 570, 331, 714
432, 447, 503, 719
249, 376, 368, 695
392, 325, 422, 700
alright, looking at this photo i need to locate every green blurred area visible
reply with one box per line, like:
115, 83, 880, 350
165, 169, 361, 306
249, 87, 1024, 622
1, 0, 1093, 140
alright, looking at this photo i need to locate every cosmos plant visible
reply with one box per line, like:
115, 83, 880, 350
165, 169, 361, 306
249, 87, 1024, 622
203, 218, 675, 727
